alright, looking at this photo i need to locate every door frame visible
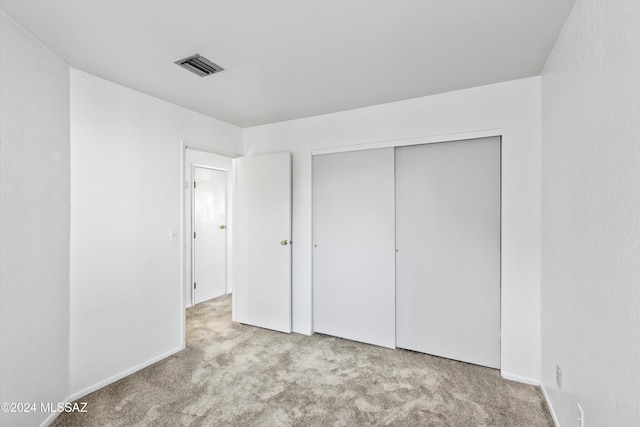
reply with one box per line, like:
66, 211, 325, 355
190, 164, 228, 306
310, 129, 503, 368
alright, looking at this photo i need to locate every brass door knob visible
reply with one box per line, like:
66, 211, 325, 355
281, 239, 289, 246
219, 225, 226, 230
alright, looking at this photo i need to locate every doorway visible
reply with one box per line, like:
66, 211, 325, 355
184, 148, 233, 308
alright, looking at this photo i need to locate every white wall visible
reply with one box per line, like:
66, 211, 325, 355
70, 69, 242, 397
244, 77, 542, 383
0, 12, 70, 427
541, 1, 640, 425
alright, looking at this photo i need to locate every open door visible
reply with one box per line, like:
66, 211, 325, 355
235, 152, 292, 333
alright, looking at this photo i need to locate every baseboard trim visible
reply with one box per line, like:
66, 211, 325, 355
500, 371, 540, 385
541, 383, 560, 427
40, 409, 61, 427
42, 345, 184, 426
67, 345, 185, 402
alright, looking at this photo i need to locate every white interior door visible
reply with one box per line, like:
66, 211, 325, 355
313, 148, 396, 348
193, 166, 226, 304
395, 137, 501, 368
236, 152, 292, 333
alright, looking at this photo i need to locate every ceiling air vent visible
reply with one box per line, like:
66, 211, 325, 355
175, 54, 224, 77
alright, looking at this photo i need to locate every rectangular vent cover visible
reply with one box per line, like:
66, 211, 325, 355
175, 54, 224, 77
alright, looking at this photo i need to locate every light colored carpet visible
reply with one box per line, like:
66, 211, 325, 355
52, 294, 552, 426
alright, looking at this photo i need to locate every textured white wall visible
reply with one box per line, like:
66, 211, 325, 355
244, 77, 542, 383
0, 12, 70, 427
69, 69, 242, 397
541, 1, 640, 425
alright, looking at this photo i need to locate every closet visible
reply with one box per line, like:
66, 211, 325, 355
312, 137, 500, 368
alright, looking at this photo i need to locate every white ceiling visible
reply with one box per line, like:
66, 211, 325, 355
0, 0, 574, 127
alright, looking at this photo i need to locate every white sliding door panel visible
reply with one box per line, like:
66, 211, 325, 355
236, 152, 292, 333
193, 167, 226, 304
396, 137, 500, 368
313, 148, 396, 349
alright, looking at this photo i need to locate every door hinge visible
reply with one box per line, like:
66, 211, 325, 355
193, 181, 196, 188
194, 282, 197, 289
194, 232, 196, 239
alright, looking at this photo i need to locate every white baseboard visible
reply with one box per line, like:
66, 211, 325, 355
500, 371, 540, 385
67, 345, 185, 402
42, 345, 184, 426
40, 410, 61, 427
541, 383, 560, 427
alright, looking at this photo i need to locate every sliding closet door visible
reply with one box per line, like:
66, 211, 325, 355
396, 137, 500, 368
313, 148, 395, 348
